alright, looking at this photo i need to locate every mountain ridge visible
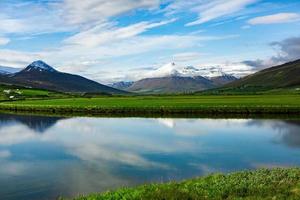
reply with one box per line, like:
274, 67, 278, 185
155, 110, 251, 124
199, 59, 300, 94
111, 62, 238, 93
127, 76, 216, 94
0, 61, 127, 94
227, 59, 300, 89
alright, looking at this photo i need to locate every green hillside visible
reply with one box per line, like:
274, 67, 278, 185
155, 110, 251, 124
199, 59, 300, 94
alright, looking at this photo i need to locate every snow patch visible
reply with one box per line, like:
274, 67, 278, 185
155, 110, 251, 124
24, 60, 57, 72
145, 62, 237, 79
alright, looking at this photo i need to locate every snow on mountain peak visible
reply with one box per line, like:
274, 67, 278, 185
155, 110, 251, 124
24, 60, 57, 72
147, 62, 181, 78
146, 62, 230, 78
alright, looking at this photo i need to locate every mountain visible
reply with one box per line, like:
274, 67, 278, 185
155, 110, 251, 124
145, 63, 238, 79
180, 66, 201, 76
4, 61, 126, 94
146, 63, 181, 78
127, 76, 216, 94
109, 81, 134, 90
199, 59, 300, 94
227, 59, 300, 90
0, 113, 65, 133
124, 63, 237, 94
0, 65, 21, 74
211, 74, 238, 85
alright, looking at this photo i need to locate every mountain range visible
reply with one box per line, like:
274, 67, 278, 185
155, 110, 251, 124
0, 59, 298, 95
0, 61, 125, 94
227, 59, 300, 89
108, 81, 134, 90
110, 63, 238, 94
200, 59, 300, 94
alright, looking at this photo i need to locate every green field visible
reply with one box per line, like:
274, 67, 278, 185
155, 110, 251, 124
64, 168, 300, 200
0, 94, 300, 115
0, 84, 68, 100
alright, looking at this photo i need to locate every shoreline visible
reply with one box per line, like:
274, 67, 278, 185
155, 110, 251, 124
0, 105, 300, 118
65, 168, 300, 200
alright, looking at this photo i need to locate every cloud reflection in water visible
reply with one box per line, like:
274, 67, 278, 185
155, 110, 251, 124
0, 115, 299, 200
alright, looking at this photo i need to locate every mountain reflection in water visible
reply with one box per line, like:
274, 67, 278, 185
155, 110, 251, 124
0, 113, 299, 200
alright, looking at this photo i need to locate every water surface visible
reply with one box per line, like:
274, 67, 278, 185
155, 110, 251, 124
0, 114, 300, 200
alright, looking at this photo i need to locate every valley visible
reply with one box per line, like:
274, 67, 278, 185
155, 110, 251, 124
1, 95, 299, 116
0, 59, 298, 116
1, 1, 300, 200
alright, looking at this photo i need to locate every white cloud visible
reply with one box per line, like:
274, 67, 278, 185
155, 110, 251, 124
164, 0, 258, 26
0, 0, 286, 83
64, 18, 177, 47
0, 18, 27, 33
248, 13, 300, 25
173, 52, 203, 62
0, 49, 44, 68
58, 0, 161, 26
0, 37, 10, 45
0, 0, 71, 35
53, 33, 239, 82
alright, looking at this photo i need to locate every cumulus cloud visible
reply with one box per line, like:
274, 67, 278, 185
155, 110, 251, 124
241, 59, 277, 70
248, 13, 300, 25
0, 0, 297, 83
0, 32, 235, 81
270, 36, 300, 62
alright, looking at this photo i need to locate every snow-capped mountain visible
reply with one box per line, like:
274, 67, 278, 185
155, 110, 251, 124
6, 60, 126, 94
124, 62, 239, 94
145, 62, 236, 79
22, 60, 57, 73
147, 63, 181, 78
180, 66, 201, 76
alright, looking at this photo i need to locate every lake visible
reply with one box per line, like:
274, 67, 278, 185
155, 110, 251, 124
0, 113, 299, 200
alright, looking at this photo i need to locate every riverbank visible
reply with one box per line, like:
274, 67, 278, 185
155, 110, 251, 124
0, 95, 300, 115
68, 168, 300, 200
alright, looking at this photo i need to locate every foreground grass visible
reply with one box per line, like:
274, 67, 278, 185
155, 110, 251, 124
68, 168, 300, 200
1, 95, 300, 115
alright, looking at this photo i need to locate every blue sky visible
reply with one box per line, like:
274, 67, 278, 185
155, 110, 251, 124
0, 0, 300, 83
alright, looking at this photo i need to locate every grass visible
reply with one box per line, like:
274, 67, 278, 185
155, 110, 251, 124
65, 168, 300, 200
0, 94, 300, 115
198, 86, 300, 95
0, 84, 68, 100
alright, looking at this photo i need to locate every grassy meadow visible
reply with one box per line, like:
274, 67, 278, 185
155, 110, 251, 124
0, 94, 299, 115
0, 84, 68, 100
65, 168, 300, 200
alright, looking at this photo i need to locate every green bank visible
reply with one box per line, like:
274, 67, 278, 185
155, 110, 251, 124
64, 168, 300, 200
0, 95, 300, 115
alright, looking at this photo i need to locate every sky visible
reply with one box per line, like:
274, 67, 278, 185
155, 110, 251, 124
0, 0, 300, 83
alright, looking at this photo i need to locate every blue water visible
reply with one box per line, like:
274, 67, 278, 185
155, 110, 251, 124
0, 114, 299, 200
